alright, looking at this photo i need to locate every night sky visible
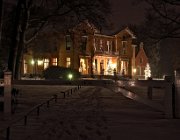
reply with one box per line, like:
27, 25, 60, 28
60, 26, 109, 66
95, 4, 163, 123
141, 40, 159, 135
110, 0, 147, 30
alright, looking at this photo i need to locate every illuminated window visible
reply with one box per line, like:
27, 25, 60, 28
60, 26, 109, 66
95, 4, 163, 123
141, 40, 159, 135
52, 58, 57, 66
79, 58, 86, 74
66, 57, 71, 68
23, 60, 27, 74
37, 60, 43, 66
44, 59, 49, 69
66, 35, 72, 50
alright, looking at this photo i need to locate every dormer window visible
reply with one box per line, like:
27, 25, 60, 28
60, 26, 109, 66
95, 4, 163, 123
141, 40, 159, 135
122, 36, 126, 41
122, 41, 127, 48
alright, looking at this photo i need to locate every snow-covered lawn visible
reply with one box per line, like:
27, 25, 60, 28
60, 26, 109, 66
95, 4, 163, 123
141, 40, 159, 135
0, 85, 180, 140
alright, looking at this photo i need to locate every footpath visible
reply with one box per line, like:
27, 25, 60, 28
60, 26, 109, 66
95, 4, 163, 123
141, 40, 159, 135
0, 85, 180, 140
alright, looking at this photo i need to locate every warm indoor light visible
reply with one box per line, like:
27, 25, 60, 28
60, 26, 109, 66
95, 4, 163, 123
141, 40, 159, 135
111, 63, 117, 69
37, 60, 43, 66
31, 59, 35, 65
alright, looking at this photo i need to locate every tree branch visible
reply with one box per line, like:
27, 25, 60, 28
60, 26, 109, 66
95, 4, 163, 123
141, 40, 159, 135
151, 3, 180, 25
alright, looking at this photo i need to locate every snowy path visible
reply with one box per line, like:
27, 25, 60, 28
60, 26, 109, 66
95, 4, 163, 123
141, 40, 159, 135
1, 85, 180, 140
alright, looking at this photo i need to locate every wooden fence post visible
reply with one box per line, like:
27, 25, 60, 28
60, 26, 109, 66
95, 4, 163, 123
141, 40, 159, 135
164, 76, 173, 118
147, 86, 152, 100
6, 127, 10, 140
24, 115, 27, 125
47, 101, 49, 108
175, 69, 180, 118
54, 94, 57, 103
37, 106, 40, 116
4, 71, 12, 114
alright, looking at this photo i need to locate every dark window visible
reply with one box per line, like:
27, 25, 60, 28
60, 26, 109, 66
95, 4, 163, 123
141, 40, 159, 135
66, 35, 72, 50
122, 41, 127, 48
109, 41, 112, 52
122, 41, 127, 55
80, 36, 87, 51
123, 48, 126, 54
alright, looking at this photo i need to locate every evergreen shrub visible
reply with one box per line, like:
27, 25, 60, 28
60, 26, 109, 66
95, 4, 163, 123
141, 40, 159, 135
43, 66, 80, 80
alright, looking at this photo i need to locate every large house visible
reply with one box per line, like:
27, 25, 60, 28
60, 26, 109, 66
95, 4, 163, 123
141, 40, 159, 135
23, 21, 148, 79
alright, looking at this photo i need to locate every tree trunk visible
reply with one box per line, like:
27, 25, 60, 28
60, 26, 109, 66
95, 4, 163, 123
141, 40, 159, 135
0, 0, 3, 42
15, 3, 30, 79
90, 55, 94, 78
15, 41, 24, 80
8, 0, 23, 79
0, 0, 3, 64
90, 40, 94, 78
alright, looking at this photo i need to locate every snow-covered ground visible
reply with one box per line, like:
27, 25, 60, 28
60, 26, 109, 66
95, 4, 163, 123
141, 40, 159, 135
0, 85, 180, 140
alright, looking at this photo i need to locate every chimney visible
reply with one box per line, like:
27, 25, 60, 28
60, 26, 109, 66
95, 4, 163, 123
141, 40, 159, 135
140, 42, 144, 49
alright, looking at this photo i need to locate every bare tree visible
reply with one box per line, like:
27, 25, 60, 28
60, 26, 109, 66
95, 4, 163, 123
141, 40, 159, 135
130, 0, 180, 76
135, 0, 180, 41
5, 0, 111, 79
0, 0, 3, 70
0, 0, 3, 41
119, 23, 162, 77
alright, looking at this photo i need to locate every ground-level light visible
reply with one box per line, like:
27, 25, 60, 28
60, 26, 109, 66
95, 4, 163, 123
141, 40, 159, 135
68, 73, 73, 80
31, 59, 35, 65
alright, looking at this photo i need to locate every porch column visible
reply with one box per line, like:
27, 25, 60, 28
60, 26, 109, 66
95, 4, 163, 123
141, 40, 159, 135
132, 45, 136, 78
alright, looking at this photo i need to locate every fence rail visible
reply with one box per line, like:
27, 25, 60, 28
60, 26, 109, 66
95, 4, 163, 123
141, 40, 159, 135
117, 79, 174, 119
0, 84, 83, 140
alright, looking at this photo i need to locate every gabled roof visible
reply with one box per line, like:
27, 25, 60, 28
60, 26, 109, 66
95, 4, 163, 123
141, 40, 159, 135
72, 20, 100, 34
124, 27, 136, 39
136, 42, 148, 59
110, 27, 136, 39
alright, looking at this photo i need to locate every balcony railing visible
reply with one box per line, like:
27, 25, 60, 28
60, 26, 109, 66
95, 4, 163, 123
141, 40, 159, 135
95, 50, 119, 56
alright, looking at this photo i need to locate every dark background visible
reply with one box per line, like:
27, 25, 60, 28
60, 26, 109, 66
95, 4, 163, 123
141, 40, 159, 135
110, 0, 146, 30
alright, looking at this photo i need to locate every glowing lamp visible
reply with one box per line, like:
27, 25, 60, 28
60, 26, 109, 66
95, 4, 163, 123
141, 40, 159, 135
68, 73, 73, 80
31, 59, 35, 65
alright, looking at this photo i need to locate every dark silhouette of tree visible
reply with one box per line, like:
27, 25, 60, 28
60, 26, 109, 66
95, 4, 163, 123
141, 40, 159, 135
4, 0, 111, 79
0, 0, 2, 41
139, 0, 180, 73
119, 24, 162, 77
0, 0, 3, 69
134, 0, 180, 41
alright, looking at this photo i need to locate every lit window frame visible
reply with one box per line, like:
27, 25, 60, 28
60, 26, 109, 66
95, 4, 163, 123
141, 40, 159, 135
44, 58, 49, 69
66, 57, 71, 68
52, 58, 58, 66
